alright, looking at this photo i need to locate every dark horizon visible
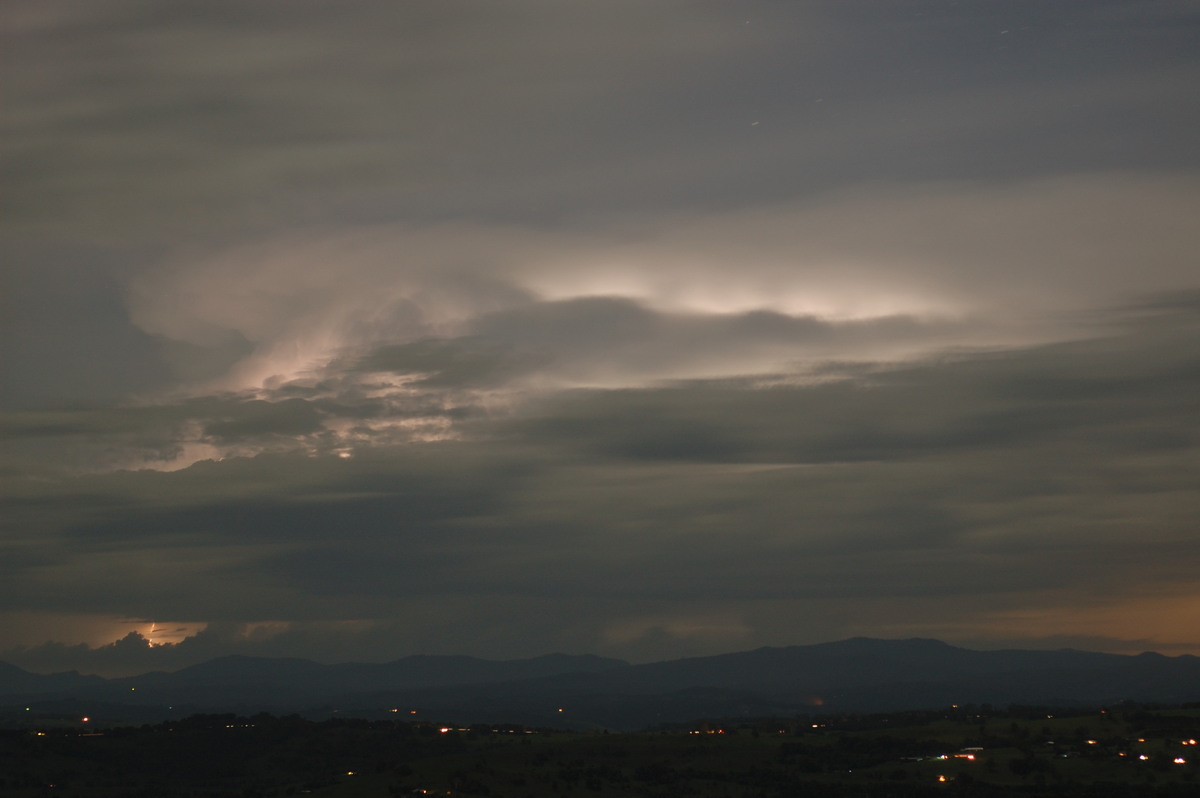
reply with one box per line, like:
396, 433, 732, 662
8, 637, 1200, 736
5, 634, 1197, 681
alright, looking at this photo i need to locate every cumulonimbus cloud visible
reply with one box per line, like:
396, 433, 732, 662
125, 173, 1200, 395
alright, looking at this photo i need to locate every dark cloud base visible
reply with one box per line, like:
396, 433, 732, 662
3, 299, 1199, 674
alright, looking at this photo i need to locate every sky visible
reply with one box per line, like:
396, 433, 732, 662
2, 0, 1199, 677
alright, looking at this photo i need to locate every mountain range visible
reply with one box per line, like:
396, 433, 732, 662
5, 638, 1200, 730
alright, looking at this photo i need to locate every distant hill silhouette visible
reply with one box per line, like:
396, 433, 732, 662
0, 660, 103, 697
4, 638, 1200, 730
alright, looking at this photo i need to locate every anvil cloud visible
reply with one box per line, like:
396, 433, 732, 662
2, 0, 1199, 676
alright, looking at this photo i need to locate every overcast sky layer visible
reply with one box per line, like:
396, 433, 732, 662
3, 0, 1199, 676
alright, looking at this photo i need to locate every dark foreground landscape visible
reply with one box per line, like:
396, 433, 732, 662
5, 703, 1200, 797
6, 639, 1200, 796
7, 639, 1200, 731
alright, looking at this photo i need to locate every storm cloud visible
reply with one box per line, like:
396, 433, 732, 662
3, 0, 1199, 674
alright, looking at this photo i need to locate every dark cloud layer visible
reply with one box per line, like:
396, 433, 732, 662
3, 1, 1199, 674
4, 301, 1199, 672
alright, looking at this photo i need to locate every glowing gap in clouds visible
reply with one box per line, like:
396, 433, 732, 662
136, 620, 206, 646
523, 259, 960, 321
